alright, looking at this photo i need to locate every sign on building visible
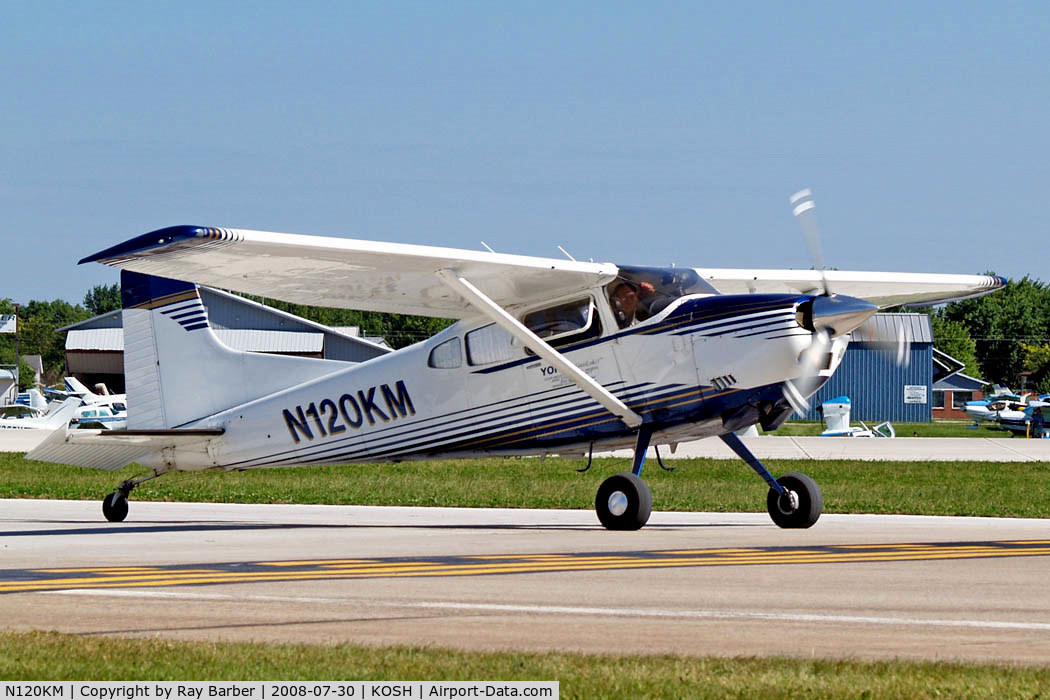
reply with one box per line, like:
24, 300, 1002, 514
0, 315, 15, 334
904, 385, 928, 404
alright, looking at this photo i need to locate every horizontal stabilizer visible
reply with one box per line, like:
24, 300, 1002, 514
26, 427, 224, 471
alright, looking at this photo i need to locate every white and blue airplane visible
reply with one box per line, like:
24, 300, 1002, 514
30, 198, 1005, 528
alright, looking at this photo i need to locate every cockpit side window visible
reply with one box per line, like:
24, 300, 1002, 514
427, 337, 463, 369
607, 266, 717, 328
522, 298, 601, 349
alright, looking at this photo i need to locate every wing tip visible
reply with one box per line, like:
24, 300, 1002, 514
79, 225, 214, 265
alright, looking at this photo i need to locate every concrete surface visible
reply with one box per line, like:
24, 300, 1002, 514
3, 499, 1050, 665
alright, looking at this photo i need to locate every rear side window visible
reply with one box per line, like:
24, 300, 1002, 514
466, 324, 518, 366
428, 337, 463, 369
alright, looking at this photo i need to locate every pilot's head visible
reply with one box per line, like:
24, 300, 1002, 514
611, 282, 639, 316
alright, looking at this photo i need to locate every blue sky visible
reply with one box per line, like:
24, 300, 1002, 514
2, 1, 1047, 304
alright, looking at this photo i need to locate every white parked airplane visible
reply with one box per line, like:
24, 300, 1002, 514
61, 377, 128, 430
0, 398, 82, 432
0, 389, 50, 420
29, 198, 1005, 528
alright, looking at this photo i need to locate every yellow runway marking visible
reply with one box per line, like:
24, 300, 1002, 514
4, 540, 1049, 594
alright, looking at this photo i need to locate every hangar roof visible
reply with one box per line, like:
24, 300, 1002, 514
850, 313, 933, 344
59, 285, 390, 363
66, 328, 325, 354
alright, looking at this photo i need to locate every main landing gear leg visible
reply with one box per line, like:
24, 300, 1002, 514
102, 470, 167, 523
595, 426, 654, 531
718, 432, 822, 529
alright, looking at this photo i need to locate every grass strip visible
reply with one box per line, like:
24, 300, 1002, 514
2, 631, 1050, 697
2, 453, 1050, 518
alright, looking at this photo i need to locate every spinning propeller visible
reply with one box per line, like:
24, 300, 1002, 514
781, 189, 909, 415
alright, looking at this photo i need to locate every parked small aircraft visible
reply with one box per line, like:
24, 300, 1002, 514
30, 193, 1005, 528
0, 389, 50, 420
0, 398, 81, 432
963, 384, 1024, 426
997, 400, 1050, 437
62, 377, 128, 430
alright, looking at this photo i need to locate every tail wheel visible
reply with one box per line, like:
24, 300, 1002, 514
767, 472, 822, 529
596, 472, 652, 531
102, 492, 129, 522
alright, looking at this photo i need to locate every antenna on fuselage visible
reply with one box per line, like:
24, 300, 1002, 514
480, 241, 496, 253
556, 245, 576, 261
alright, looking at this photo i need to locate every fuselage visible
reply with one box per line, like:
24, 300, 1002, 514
160, 287, 848, 472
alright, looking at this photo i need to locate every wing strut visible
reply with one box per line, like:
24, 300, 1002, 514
436, 269, 643, 429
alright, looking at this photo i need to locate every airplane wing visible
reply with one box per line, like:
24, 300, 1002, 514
80, 225, 1004, 316
81, 226, 619, 319
26, 427, 224, 471
693, 269, 1005, 308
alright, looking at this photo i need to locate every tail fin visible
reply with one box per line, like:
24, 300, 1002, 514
121, 270, 348, 429
42, 398, 82, 428
64, 376, 97, 400
27, 388, 48, 413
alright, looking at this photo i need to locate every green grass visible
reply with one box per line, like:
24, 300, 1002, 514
768, 420, 1005, 438
3, 451, 1050, 518
2, 631, 1050, 696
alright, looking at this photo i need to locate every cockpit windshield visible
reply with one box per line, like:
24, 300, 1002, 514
606, 266, 718, 328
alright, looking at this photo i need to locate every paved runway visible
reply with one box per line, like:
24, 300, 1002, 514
3, 499, 1050, 665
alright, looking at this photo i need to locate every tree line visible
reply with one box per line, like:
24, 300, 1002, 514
1, 276, 1048, 392
921, 275, 1050, 393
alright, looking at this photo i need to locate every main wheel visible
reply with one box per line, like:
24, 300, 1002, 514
102, 491, 129, 522
596, 472, 652, 531
766, 472, 822, 529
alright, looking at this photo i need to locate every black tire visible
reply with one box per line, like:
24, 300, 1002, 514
102, 492, 129, 522
596, 472, 652, 531
766, 472, 822, 529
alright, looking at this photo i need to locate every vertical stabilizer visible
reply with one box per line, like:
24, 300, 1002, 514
121, 270, 348, 429
64, 376, 95, 398
27, 389, 48, 413
41, 399, 82, 428
121, 272, 176, 428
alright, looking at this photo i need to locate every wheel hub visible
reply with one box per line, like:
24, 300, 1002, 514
607, 490, 628, 517
777, 489, 800, 514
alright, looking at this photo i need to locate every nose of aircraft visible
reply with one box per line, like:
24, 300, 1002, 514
798, 294, 879, 338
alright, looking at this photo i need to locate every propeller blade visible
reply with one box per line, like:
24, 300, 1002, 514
864, 317, 913, 368
783, 379, 810, 416
784, 328, 832, 417
896, 324, 912, 368
790, 188, 831, 296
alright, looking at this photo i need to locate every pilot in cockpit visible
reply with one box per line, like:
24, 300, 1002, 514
609, 280, 655, 329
